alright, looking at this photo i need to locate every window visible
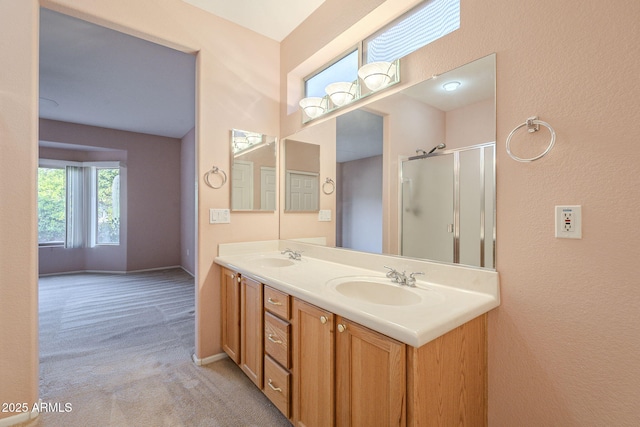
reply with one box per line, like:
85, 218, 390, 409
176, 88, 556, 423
305, 49, 359, 98
38, 166, 66, 246
37, 160, 121, 248
94, 168, 120, 245
302, 0, 461, 98
364, 0, 460, 63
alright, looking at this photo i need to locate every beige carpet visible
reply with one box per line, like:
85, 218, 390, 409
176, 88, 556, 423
20, 269, 290, 427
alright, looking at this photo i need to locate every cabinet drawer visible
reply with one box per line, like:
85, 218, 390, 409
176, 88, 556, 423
265, 312, 291, 369
264, 286, 290, 320
264, 354, 291, 418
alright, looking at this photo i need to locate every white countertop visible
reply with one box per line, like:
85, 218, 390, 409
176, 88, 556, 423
214, 240, 500, 348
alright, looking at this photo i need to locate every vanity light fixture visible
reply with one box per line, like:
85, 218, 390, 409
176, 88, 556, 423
232, 129, 263, 155
358, 61, 397, 91
442, 81, 461, 92
300, 59, 400, 123
299, 96, 328, 119
325, 81, 358, 107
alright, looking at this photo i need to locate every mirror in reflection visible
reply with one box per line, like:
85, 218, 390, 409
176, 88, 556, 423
284, 140, 320, 212
231, 129, 277, 211
281, 54, 496, 269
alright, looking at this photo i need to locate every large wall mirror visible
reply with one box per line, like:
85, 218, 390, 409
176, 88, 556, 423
231, 129, 277, 211
284, 140, 320, 212
280, 54, 496, 269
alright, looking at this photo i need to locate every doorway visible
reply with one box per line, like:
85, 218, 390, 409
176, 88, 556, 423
38, 3, 197, 398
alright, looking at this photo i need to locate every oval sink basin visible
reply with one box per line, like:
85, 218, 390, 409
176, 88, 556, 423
333, 280, 422, 306
252, 257, 295, 268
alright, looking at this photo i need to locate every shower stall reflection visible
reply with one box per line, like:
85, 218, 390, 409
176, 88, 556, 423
401, 143, 495, 268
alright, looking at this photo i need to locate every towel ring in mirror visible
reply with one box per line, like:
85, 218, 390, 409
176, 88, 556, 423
322, 177, 336, 195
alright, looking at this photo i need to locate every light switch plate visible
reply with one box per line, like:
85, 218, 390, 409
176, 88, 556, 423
210, 208, 230, 224
318, 209, 332, 222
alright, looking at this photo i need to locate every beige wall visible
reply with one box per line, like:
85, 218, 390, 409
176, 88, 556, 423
0, 0, 40, 418
0, 0, 279, 421
181, 127, 196, 276
3, 0, 639, 425
282, 0, 640, 425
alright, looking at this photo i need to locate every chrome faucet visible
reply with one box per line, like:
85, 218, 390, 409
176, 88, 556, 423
281, 248, 302, 260
406, 272, 424, 287
384, 266, 423, 287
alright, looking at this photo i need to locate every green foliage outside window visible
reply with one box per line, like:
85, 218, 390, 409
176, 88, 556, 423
38, 167, 66, 244
97, 168, 120, 244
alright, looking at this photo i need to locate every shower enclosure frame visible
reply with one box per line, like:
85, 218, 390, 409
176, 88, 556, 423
399, 141, 495, 269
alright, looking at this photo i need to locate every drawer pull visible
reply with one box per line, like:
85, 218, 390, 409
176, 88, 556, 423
337, 323, 347, 333
267, 334, 283, 344
267, 379, 282, 393
320, 315, 328, 324
267, 297, 282, 306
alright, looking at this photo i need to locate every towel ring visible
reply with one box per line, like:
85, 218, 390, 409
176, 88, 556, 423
506, 116, 556, 162
322, 177, 336, 195
203, 166, 227, 189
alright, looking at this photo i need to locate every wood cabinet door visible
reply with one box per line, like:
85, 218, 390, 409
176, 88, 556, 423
240, 275, 263, 387
335, 316, 406, 427
292, 298, 334, 427
221, 268, 241, 364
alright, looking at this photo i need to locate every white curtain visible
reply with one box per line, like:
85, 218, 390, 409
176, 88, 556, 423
65, 166, 84, 248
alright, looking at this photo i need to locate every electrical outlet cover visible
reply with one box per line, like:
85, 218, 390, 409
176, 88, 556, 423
555, 205, 582, 239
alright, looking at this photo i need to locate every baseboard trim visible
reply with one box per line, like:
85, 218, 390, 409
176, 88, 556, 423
192, 352, 227, 366
39, 265, 187, 277
0, 402, 39, 427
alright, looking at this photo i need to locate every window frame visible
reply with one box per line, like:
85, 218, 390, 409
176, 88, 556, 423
91, 164, 121, 247
303, 45, 361, 99
302, 0, 461, 97
37, 159, 122, 249
363, 0, 460, 64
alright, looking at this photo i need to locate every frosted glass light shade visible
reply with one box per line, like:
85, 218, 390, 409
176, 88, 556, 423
325, 82, 357, 106
358, 61, 396, 91
299, 97, 327, 119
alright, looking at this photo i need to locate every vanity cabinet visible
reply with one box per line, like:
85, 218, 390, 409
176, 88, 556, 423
335, 316, 406, 427
263, 286, 293, 419
240, 275, 263, 387
292, 298, 335, 427
221, 267, 240, 363
221, 268, 263, 388
221, 268, 488, 426
291, 299, 406, 427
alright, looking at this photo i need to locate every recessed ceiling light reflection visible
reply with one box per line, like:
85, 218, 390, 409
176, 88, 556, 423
442, 81, 461, 92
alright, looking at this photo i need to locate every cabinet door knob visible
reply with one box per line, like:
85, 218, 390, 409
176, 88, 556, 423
337, 323, 347, 333
237, 276, 241, 283
267, 379, 282, 393
320, 315, 327, 324
231, 274, 235, 279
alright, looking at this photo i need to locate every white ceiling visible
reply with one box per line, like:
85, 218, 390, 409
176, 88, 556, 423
182, 0, 326, 42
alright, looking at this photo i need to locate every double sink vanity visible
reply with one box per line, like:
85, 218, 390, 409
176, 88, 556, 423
215, 239, 500, 426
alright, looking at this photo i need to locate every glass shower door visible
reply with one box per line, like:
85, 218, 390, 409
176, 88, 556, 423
401, 153, 455, 263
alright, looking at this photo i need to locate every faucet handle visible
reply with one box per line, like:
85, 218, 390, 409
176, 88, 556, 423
384, 265, 397, 277
406, 272, 424, 287
384, 266, 404, 283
